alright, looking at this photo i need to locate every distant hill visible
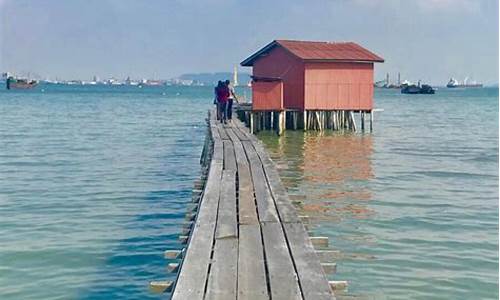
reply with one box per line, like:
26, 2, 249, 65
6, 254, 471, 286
177, 72, 251, 86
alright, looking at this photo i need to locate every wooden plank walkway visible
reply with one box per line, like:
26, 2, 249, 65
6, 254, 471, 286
169, 111, 335, 300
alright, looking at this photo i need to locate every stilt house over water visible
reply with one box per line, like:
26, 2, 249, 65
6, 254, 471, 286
240, 39, 384, 133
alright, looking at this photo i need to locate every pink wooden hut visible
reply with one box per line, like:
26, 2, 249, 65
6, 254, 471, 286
240, 40, 384, 133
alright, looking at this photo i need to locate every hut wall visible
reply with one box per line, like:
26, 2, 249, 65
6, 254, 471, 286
252, 81, 283, 111
253, 47, 304, 110
304, 62, 374, 110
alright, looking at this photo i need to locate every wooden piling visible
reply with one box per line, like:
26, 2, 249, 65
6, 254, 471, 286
303, 110, 308, 131
149, 281, 174, 293
250, 113, 254, 134
370, 110, 373, 131
350, 111, 357, 132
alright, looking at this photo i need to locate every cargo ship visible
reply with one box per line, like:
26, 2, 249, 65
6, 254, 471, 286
446, 77, 483, 88
6, 76, 38, 90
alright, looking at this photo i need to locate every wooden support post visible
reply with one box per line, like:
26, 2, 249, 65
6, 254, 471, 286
179, 235, 189, 244
319, 111, 322, 131
303, 110, 308, 131
298, 215, 310, 224
270, 111, 274, 129
164, 249, 184, 259
310, 236, 329, 249
186, 203, 198, 212
329, 281, 348, 291
185, 212, 196, 221
361, 111, 365, 130
284, 111, 288, 130
370, 110, 373, 131
315, 249, 342, 262
321, 263, 337, 274
307, 111, 310, 130
181, 226, 191, 236
182, 221, 193, 233
278, 111, 284, 135
250, 112, 254, 134
337, 111, 340, 130
149, 280, 174, 293
293, 112, 298, 130
350, 111, 357, 132
167, 262, 180, 273
281, 111, 286, 134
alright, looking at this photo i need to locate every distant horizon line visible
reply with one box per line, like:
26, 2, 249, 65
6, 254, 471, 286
1, 71, 251, 81
2, 71, 498, 87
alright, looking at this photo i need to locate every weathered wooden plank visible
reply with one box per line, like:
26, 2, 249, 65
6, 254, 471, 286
242, 140, 279, 223
205, 237, 238, 300
250, 135, 300, 223
226, 128, 259, 225
211, 137, 223, 162
238, 224, 269, 300
171, 140, 223, 299
217, 123, 230, 140
233, 118, 259, 142
211, 124, 221, 142
223, 140, 237, 171
283, 223, 334, 300
232, 124, 250, 141
261, 163, 300, 223
175, 110, 333, 299
216, 170, 237, 239
261, 222, 302, 300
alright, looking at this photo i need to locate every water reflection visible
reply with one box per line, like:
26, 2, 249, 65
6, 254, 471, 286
258, 130, 376, 298
258, 131, 374, 221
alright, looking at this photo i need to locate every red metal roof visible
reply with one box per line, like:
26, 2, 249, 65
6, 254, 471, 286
241, 40, 384, 66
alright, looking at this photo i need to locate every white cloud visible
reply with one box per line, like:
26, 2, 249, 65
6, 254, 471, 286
416, 0, 481, 13
350, 0, 483, 13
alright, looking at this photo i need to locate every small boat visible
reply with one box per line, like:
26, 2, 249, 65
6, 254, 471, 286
401, 82, 435, 94
6, 76, 38, 90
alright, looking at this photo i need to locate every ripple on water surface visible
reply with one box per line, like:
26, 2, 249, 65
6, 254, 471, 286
0, 86, 212, 299
258, 88, 498, 300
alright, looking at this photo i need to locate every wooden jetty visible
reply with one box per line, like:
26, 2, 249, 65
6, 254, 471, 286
154, 110, 343, 299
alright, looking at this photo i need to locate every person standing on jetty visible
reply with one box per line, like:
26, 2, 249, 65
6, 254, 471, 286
216, 81, 230, 123
214, 81, 223, 120
225, 79, 238, 121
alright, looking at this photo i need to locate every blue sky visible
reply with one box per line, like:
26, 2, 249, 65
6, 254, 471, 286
1, 0, 498, 84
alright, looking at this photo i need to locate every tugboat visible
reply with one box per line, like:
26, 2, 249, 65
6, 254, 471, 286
401, 80, 435, 94
6, 76, 38, 90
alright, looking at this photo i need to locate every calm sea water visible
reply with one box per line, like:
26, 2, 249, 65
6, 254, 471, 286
0, 85, 497, 299
258, 87, 499, 299
0, 84, 212, 299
